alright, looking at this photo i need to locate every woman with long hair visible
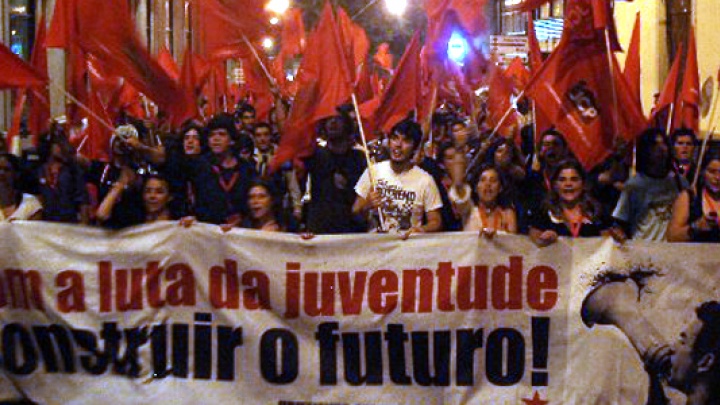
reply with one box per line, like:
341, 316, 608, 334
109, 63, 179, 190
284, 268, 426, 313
668, 151, 720, 242
449, 163, 517, 236
530, 159, 623, 246
243, 179, 284, 232
0, 153, 42, 221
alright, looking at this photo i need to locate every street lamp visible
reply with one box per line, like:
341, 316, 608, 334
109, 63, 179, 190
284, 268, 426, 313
384, 0, 407, 16
262, 37, 275, 50
266, 0, 290, 15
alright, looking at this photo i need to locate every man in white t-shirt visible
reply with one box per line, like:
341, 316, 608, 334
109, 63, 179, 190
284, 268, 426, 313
353, 119, 443, 234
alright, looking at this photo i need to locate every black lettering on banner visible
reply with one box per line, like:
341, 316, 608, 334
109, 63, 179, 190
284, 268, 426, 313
71, 328, 108, 374
32, 325, 75, 373
216, 325, 243, 381
194, 313, 212, 379
385, 324, 412, 385
261, 329, 298, 384
455, 328, 484, 386
3, 324, 37, 375
342, 331, 383, 385
411, 330, 451, 386
485, 328, 525, 386
316, 322, 339, 385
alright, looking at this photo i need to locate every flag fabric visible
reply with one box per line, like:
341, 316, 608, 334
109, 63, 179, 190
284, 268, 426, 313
373, 33, 422, 135
279, 8, 306, 58
271, 2, 353, 171
651, 43, 682, 130
677, 27, 699, 132
194, 0, 268, 60
486, 62, 519, 133
355, 58, 377, 104
527, 14, 543, 72
47, 0, 76, 48
242, 50, 275, 122
504, 56, 531, 90
525, 0, 647, 169
74, 0, 193, 127
158, 46, 180, 81
623, 13, 641, 108
84, 90, 113, 161
337, 7, 370, 82
0, 42, 47, 89
425, 0, 488, 38
374, 43, 394, 72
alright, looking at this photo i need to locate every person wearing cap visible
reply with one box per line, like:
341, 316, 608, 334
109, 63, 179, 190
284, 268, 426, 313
353, 119, 443, 235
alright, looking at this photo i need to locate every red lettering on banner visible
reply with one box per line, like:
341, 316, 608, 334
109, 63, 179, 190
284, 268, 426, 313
284, 262, 301, 318
401, 269, 434, 313
457, 266, 489, 310
492, 256, 523, 310
209, 260, 271, 310
98, 261, 197, 312
526, 265, 558, 311
241, 271, 271, 310
368, 270, 398, 314
337, 271, 368, 315
281, 257, 559, 317
55, 270, 86, 312
0, 269, 44, 311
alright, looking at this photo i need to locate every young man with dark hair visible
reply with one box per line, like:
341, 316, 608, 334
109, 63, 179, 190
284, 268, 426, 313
353, 119, 443, 234
671, 128, 699, 183
184, 114, 256, 229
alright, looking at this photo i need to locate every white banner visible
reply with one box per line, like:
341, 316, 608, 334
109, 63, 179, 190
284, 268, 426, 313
0, 222, 717, 404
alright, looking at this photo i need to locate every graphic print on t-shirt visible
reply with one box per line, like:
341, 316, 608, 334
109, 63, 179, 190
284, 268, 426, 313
377, 178, 422, 231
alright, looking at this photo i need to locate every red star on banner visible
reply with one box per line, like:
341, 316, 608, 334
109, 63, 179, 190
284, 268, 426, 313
521, 391, 548, 405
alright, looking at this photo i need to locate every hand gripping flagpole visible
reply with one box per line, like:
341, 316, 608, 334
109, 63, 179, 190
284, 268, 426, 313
351, 93, 386, 231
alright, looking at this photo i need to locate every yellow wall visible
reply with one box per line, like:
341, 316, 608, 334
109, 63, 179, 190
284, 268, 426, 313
615, 0, 720, 135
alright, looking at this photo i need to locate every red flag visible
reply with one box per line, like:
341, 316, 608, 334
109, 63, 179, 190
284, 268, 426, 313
279, 8, 305, 58
84, 90, 113, 161
527, 14, 543, 72
242, 50, 275, 121
425, 0, 487, 37
486, 63, 519, 132
47, 0, 75, 48
75, 0, 192, 126
652, 43, 682, 128
27, 16, 51, 138
504, 57, 531, 90
355, 58, 376, 104
374, 43, 394, 72
678, 27, 699, 132
116, 81, 146, 119
194, 0, 268, 60
623, 13, 641, 108
337, 7, 370, 81
180, 48, 210, 98
158, 46, 180, 81
525, 0, 647, 169
271, 2, 353, 171
374, 33, 422, 134
0, 43, 46, 89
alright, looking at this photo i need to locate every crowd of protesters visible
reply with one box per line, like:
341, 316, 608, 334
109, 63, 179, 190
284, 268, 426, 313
2, 99, 719, 245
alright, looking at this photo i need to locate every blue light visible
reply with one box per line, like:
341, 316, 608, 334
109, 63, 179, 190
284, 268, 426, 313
447, 32, 469, 65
